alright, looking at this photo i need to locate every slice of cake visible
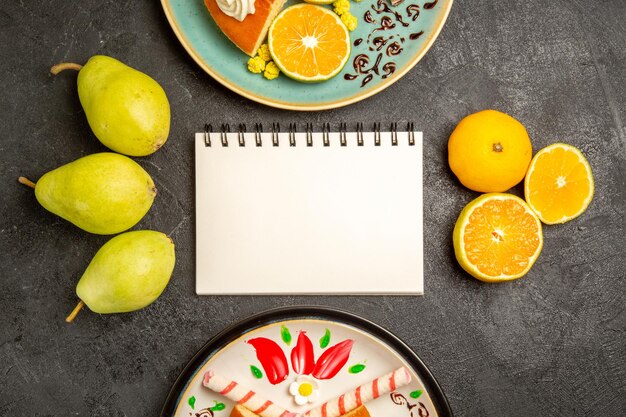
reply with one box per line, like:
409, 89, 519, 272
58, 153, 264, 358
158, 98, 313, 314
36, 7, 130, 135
229, 405, 261, 417
229, 404, 371, 417
204, 0, 287, 57
340, 406, 371, 417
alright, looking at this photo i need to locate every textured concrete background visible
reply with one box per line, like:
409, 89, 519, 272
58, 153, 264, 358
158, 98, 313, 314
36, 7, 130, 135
1, 1, 625, 416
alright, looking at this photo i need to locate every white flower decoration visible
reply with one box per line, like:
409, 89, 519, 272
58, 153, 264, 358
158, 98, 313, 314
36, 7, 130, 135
289, 376, 320, 405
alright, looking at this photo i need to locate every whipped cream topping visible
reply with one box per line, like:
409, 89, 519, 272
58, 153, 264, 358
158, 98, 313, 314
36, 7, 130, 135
216, 0, 256, 22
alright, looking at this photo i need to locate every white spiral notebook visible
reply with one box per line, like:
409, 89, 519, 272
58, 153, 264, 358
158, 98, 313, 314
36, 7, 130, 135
195, 123, 423, 295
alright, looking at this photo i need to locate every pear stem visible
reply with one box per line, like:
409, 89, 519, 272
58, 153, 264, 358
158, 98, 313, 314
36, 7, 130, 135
66, 300, 85, 323
50, 62, 83, 75
18, 176, 36, 189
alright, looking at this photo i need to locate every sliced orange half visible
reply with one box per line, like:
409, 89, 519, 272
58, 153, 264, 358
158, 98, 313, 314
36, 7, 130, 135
453, 193, 543, 282
268, 4, 350, 82
524, 143, 594, 224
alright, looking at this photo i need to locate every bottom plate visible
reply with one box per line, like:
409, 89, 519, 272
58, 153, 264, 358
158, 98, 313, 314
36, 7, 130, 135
161, 307, 453, 417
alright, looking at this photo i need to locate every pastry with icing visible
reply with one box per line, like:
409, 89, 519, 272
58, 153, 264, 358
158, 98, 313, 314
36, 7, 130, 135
204, 0, 287, 56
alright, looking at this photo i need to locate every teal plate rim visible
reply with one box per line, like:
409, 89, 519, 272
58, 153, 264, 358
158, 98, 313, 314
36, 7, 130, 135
161, 0, 453, 111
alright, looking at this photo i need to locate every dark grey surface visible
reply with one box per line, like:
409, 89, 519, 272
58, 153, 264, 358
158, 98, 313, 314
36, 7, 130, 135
1, 1, 625, 416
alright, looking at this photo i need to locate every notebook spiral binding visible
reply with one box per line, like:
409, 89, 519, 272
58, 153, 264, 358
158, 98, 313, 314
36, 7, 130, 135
203, 122, 416, 147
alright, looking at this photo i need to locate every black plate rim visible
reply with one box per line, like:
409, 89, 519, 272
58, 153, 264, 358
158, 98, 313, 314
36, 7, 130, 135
160, 305, 453, 417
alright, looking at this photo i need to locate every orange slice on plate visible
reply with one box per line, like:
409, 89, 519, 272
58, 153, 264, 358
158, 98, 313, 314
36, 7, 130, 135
268, 4, 350, 82
524, 143, 594, 224
453, 193, 543, 282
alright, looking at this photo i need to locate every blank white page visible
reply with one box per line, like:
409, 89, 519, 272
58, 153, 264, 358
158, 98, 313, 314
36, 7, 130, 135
195, 130, 423, 294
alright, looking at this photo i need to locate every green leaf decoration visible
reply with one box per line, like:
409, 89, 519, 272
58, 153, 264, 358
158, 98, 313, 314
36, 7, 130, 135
348, 363, 366, 374
320, 328, 331, 348
281, 325, 292, 345
188, 396, 196, 410
210, 401, 226, 411
250, 365, 263, 379
410, 390, 423, 399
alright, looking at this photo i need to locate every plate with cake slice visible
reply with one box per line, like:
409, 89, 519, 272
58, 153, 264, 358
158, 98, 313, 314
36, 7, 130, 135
160, 306, 453, 417
161, 0, 453, 110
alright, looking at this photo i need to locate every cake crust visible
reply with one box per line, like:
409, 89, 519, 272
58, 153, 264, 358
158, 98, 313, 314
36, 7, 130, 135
229, 404, 262, 417
228, 404, 371, 417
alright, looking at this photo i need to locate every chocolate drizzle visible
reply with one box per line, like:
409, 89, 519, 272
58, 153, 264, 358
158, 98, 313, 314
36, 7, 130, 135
375, 16, 396, 32
372, 36, 390, 51
390, 393, 430, 417
344, 0, 439, 88
390, 392, 409, 407
407, 4, 420, 21
345, 52, 384, 85
382, 62, 396, 78
353, 54, 370, 73
424, 0, 438, 9
409, 30, 424, 40
372, 0, 410, 27
386, 42, 403, 56
372, 0, 388, 13
371, 53, 383, 74
194, 409, 215, 417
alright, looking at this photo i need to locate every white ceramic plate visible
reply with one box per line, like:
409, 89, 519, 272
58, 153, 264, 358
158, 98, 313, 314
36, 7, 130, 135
161, 307, 452, 417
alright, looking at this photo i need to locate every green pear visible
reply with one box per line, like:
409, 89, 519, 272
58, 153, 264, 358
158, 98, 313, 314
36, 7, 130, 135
66, 230, 176, 322
51, 55, 170, 156
19, 152, 155, 235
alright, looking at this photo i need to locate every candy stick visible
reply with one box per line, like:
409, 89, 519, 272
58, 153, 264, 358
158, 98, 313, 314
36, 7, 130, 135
203, 370, 298, 417
303, 367, 412, 417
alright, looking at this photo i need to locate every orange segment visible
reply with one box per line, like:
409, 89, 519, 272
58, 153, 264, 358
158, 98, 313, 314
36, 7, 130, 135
453, 193, 543, 282
524, 143, 594, 224
268, 4, 350, 82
